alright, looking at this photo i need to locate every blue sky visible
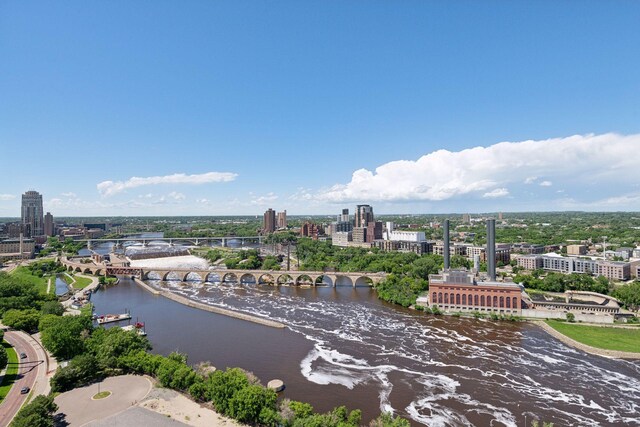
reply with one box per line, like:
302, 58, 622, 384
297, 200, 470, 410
1, 1, 639, 216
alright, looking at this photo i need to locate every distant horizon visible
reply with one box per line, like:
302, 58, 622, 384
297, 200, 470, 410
2, 209, 640, 222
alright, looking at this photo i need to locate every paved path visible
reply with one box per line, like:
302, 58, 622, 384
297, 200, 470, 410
54, 375, 153, 426
0, 331, 45, 427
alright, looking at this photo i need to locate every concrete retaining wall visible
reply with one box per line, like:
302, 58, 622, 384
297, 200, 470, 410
133, 278, 285, 329
522, 309, 614, 324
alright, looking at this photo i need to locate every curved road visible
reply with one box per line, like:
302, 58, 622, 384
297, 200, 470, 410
0, 331, 44, 427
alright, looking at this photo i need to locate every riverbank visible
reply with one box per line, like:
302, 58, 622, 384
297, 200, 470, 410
537, 321, 640, 360
133, 278, 286, 329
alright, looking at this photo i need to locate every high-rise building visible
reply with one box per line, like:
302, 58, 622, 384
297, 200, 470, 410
277, 210, 287, 229
366, 221, 383, 242
44, 212, 55, 237
339, 208, 350, 223
263, 208, 276, 233
300, 222, 321, 240
462, 213, 470, 223
21, 190, 44, 237
354, 204, 374, 228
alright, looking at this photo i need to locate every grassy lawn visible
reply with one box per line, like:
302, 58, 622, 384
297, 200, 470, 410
10, 266, 50, 294
62, 273, 92, 289
71, 275, 93, 289
0, 341, 19, 403
546, 320, 640, 353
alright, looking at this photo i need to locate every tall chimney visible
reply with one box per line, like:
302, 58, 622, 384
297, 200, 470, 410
487, 219, 496, 281
443, 219, 450, 270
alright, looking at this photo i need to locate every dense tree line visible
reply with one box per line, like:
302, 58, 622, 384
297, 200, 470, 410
612, 281, 640, 312
513, 271, 610, 294
38, 237, 86, 257
0, 272, 57, 320
10, 395, 58, 427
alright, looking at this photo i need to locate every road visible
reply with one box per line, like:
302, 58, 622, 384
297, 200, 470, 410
0, 331, 45, 427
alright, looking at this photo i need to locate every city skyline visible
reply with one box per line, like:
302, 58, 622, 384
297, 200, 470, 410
1, 2, 640, 216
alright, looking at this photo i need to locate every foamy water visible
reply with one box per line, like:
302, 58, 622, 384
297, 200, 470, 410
148, 278, 640, 426
129, 255, 210, 270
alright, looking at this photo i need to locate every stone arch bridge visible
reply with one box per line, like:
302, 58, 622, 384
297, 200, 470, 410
60, 257, 385, 287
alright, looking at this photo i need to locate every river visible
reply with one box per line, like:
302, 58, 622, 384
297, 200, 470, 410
91, 276, 640, 426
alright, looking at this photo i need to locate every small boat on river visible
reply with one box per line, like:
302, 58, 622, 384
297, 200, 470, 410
96, 311, 131, 324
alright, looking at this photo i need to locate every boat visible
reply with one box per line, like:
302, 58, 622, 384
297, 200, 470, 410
96, 312, 132, 324
121, 322, 147, 336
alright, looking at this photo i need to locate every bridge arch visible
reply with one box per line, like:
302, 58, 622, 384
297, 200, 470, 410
240, 273, 257, 284
258, 273, 274, 285
184, 272, 203, 282
165, 271, 182, 282
277, 274, 293, 285
295, 274, 314, 286
146, 271, 163, 280
334, 275, 354, 287
354, 276, 374, 287
83, 268, 92, 275
206, 272, 221, 283
315, 275, 331, 286
222, 272, 238, 283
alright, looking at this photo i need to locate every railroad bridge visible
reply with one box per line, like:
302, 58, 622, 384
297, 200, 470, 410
60, 257, 385, 287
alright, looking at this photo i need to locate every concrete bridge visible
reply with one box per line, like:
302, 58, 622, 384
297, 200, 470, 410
81, 236, 264, 250
60, 257, 385, 287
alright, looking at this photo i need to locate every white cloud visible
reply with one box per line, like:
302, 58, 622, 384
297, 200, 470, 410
316, 133, 639, 203
0, 194, 16, 201
97, 171, 238, 196
168, 191, 186, 201
250, 192, 278, 206
61, 192, 77, 198
539, 181, 553, 187
524, 176, 538, 184
482, 188, 509, 198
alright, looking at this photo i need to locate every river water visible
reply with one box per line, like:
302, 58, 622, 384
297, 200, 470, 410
91, 276, 640, 427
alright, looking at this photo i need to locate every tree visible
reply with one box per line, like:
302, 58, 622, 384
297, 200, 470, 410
40, 315, 92, 360
566, 312, 576, 323
10, 394, 58, 427
2, 308, 41, 332
0, 343, 7, 370
50, 354, 102, 393
206, 368, 251, 415
369, 412, 411, 427
85, 327, 151, 369
228, 384, 278, 424
40, 301, 64, 316
612, 281, 640, 312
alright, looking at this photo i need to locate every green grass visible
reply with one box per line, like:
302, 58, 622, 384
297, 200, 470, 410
62, 273, 92, 289
546, 320, 640, 353
0, 341, 19, 403
92, 391, 111, 399
71, 275, 92, 289
10, 266, 50, 294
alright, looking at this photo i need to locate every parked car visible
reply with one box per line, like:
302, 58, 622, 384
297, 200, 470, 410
20, 387, 30, 394
19, 353, 27, 359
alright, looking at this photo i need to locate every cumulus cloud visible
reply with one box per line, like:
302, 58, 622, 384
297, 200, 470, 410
316, 133, 639, 203
539, 181, 553, 187
61, 192, 77, 198
250, 192, 278, 206
168, 191, 186, 200
483, 188, 509, 198
97, 171, 238, 196
0, 194, 16, 201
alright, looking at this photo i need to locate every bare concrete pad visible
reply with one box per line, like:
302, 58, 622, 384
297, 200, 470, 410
86, 406, 188, 427
54, 375, 152, 426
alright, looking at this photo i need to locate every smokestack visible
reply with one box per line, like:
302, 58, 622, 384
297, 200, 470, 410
443, 219, 450, 270
487, 219, 496, 281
